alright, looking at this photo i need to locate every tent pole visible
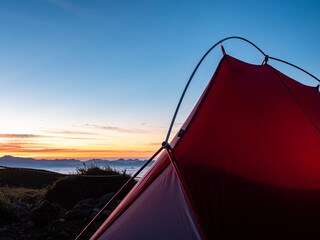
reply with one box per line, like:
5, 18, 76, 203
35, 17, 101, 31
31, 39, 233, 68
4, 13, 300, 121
75, 147, 164, 240
269, 56, 320, 83
164, 36, 267, 144
164, 37, 320, 145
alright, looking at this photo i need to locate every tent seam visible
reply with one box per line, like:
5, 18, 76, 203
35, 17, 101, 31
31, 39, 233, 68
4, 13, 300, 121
268, 66, 320, 135
91, 160, 171, 239
165, 147, 206, 239
172, 55, 227, 151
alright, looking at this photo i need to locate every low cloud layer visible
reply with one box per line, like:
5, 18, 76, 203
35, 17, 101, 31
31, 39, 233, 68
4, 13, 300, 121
0, 134, 45, 139
84, 124, 148, 134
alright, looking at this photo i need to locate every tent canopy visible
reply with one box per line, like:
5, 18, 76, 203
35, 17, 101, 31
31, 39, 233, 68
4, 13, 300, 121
90, 46, 320, 240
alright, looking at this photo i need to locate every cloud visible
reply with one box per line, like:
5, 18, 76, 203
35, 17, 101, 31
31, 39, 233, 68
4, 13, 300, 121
0, 141, 48, 151
0, 144, 153, 154
147, 142, 161, 146
0, 147, 67, 153
0, 134, 45, 139
41, 128, 99, 136
40, 128, 122, 140
84, 124, 148, 134
0, 132, 101, 143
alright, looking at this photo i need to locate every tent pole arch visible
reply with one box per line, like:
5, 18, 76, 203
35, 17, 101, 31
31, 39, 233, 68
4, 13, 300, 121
164, 37, 320, 144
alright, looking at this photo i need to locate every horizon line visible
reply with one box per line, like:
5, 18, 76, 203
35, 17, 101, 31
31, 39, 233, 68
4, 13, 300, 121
0, 155, 149, 161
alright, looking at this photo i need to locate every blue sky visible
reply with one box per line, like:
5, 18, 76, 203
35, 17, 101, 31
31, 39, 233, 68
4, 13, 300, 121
0, 0, 319, 158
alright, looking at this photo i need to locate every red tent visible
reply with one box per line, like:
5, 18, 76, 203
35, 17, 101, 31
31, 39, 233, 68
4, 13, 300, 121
89, 40, 320, 239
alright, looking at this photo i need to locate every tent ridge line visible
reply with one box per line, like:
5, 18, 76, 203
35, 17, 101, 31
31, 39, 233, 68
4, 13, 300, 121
268, 66, 320, 135
164, 36, 266, 144
91, 161, 172, 239
172, 55, 227, 152
165, 37, 320, 146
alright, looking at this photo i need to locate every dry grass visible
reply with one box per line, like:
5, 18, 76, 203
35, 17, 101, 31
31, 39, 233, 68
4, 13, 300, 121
0, 187, 46, 206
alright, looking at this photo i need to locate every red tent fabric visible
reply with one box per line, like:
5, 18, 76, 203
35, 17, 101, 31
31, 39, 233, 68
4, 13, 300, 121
92, 55, 320, 239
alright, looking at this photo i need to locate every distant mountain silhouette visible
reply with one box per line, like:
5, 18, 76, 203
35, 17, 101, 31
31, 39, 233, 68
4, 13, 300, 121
0, 155, 151, 169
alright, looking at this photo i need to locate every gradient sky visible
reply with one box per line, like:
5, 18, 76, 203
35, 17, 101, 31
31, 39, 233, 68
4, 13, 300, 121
0, 0, 319, 159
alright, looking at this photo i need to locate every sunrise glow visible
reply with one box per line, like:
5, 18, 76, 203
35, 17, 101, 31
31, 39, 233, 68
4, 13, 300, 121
0, 124, 169, 159
1, 0, 319, 160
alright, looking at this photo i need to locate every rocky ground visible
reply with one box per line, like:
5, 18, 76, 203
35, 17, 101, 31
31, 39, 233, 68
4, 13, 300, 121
0, 192, 117, 240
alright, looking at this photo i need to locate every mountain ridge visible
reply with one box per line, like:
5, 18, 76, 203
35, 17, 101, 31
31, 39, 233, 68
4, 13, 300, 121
0, 155, 151, 169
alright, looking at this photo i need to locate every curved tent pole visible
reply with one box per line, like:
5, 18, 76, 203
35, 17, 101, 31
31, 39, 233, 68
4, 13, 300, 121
164, 37, 320, 144
164, 36, 266, 144
78, 37, 320, 240
269, 56, 320, 83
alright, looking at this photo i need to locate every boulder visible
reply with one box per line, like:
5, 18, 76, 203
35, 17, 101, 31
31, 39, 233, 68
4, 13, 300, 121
73, 198, 96, 210
89, 211, 98, 221
102, 210, 111, 217
97, 192, 116, 209
58, 218, 65, 223
8, 202, 30, 219
50, 202, 67, 218
65, 208, 92, 219
58, 231, 69, 238
30, 200, 60, 225
25, 220, 35, 229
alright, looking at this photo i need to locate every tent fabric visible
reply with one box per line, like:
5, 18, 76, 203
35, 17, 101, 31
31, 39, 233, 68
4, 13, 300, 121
92, 55, 320, 240
90, 151, 172, 239
96, 164, 202, 240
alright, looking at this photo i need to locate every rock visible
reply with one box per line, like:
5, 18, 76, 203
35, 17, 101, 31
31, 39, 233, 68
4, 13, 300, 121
8, 202, 30, 218
93, 207, 100, 212
0, 237, 14, 240
89, 211, 98, 221
102, 210, 111, 217
58, 218, 65, 223
97, 192, 114, 204
51, 202, 67, 218
65, 207, 93, 219
30, 200, 60, 225
58, 231, 69, 238
45, 223, 55, 233
64, 197, 102, 220
59, 208, 67, 218
26, 220, 35, 228
75, 198, 96, 207
12, 202, 30, 211
97, 192, 117, 209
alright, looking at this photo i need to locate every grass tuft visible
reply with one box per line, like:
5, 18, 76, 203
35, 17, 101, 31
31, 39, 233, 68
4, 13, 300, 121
0, 187, 46, 207
75, 164, 122, 176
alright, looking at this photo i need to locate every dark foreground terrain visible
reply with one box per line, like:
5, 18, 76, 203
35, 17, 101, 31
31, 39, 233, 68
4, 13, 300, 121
0, 166, 135, 239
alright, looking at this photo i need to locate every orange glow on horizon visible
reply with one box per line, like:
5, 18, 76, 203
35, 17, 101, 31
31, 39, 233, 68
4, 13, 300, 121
0, 149, 157, 160
0, 121, 183, 160
0, 125, 173, 159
